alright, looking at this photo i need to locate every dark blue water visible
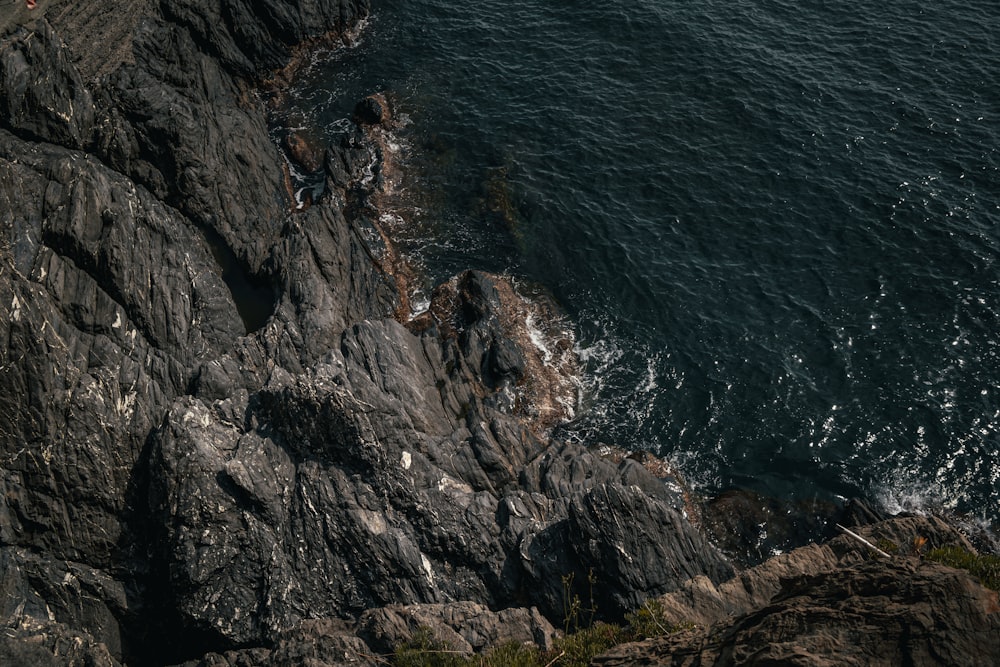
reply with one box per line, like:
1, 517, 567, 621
284, 0, 1000, 525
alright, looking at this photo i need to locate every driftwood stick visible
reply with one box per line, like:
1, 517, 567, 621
544, 650, 567, 667
836, 523, 893, 558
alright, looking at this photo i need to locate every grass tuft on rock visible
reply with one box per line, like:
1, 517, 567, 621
390, 598, 687, 667
925, 545, 1000, 591
392, 627, 466, 667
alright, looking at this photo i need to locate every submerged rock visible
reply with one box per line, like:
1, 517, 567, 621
283, 130, 326, 174
701, 488, 845, 566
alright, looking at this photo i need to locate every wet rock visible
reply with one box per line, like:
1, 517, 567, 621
455, 270, 528, 388
840, 497, 890, 526
352, 94, 389, 127
702, 488, 844, 566
323, 127, 379, 194
283, 130, 325, 174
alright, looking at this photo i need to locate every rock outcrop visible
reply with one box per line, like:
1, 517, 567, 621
1, 2, 735, 665
594, 515, 1000, 666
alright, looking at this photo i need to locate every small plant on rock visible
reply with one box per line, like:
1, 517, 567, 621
392, 627, 466, 667
560, 568, 598, 634
925, 545, 1000, 591
624, 599, 670, 639
550, 622, 624, 667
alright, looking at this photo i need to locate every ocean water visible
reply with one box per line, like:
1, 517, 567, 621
282, 0, 1000, 526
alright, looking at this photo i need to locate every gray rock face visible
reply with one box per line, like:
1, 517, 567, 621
0, 21, 95, 150
357, 602, 559, 655
8, 3, 993, 666
1, 2, 734, 665
594, 515, 1000, 666
148, 285, 732, 651
596, 557, 1000, 667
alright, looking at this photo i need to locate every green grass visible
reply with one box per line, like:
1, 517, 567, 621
391, 628, 620, 667
925, 545, 1000, 591
390, 598, 686, 667
549, 622, 625, 667
392, 627, 467, 667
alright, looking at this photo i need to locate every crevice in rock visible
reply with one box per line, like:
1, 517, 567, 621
199, 223, 278, 334
118, 427, 249, 667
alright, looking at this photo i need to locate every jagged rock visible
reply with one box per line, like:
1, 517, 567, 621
172, 620, 372, 666
1, 1, 391, 664
358, 602, 558, 655
595, 515, 998, 666
455, 270, 528, 389
519, 476, 733, 622
158, 0, 372, 79
595, 558, 1000, 666
0, 21, 95, 150
268, 620, 374, 666
147, 300, 729, 650
171, 648, 274, 667
0, 618, 121, 667
324, 128, 376, 193
641, 514, 976, 632
352, 95, 389, 127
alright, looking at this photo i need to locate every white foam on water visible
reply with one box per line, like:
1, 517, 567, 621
523, 312, 555, 365
408, 289, 431, 319
521, 300, 582, 421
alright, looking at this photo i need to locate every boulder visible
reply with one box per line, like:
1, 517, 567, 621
352, 94, 389, 127
0, 21, 95, 150
595, 515, 999, 666
358, 602, 558, 655
595, 558, 1000, 666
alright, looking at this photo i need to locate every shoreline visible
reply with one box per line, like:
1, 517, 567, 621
272, 17, 1000, 561
2, 2, 998, 665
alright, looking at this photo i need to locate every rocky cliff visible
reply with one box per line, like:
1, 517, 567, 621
1, 2, 997, 667
595, 515, 1000, 666
1, 2, 731, 664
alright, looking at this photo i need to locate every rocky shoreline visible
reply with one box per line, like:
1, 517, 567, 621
1, 2, 997, 666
